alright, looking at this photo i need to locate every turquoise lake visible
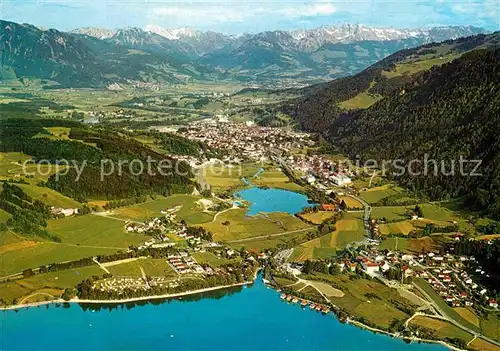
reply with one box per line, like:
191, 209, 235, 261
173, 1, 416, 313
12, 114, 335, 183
236, 187, 314, 215
0, 277, 446, 351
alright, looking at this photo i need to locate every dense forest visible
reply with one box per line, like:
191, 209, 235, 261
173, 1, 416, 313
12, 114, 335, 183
0, 182, 59, 241
287, 32, 499, 132
286, 33, 500, 219
76, 260, 259, 300
447, 239, 500, 294
329, 48, 500, 218
0, 119, 195, 201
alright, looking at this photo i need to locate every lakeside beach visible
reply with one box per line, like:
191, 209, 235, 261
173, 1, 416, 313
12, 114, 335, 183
0, 276, 447, 351
1, 277, 256, 311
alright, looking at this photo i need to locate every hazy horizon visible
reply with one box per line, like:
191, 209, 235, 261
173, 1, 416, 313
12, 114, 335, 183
1, 0, 498, 34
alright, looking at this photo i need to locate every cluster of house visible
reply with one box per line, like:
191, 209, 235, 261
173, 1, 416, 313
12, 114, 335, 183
351, 245, 499, 310
94, 276, 180, 293
286, 154, 353, 189
414, 252, 498, 309
87, 109, 137, 122
334, 248, 415, 276
94, 277, 149, 293
125, 205, 187, 249
51, 207, 79, 217
125, 217, 167, 234
286, 240, 498, 312
167, 252, 209, 275
178, 121, 313, 161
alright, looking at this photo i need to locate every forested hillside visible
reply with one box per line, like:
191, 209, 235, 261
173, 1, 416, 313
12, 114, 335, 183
0, 20, 206, 87
289, 32, 500, 132
329, 48, 500, 218
0, 119, 194, 201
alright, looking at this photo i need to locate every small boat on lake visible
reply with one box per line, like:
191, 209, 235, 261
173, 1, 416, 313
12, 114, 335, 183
301, 300, 308, 307
292, 297, 299, 303
280, 293, 286, 299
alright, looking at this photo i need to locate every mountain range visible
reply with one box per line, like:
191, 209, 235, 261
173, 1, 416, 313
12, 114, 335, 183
0, 19, 487, 87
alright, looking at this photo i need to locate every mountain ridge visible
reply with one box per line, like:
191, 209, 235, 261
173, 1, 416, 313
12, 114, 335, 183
0, 19, 490, 87
284, 33, 500, 218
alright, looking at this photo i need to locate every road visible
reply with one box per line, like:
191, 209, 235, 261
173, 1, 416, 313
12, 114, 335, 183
93, 257, 110, 274
412, 281, 500, 348
346, 194, 372, 237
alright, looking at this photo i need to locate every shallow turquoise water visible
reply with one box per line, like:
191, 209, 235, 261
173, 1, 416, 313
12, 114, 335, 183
236, 187, 314, 215
0, 278, 446, 351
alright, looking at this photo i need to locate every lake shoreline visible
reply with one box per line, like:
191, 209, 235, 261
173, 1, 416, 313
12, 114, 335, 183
2, 275, 464, 351
347, 319, 464, 351
0, 280, 254, 311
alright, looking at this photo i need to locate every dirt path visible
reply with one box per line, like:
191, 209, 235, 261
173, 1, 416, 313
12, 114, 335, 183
93, 257, 110, 274
19, 292, 56, 305
210, 206, 238, 223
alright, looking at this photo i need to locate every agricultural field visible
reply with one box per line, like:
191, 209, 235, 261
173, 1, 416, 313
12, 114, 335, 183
273, 276, 297, 287
202, 208, 311, 242
378, 237, 410, 252
480, 312, 500, 342
0, 238, 39, 255
374, 203, 462, 236
419, 203, 460, 223
192, 251, 239, 266
469, 338, 500, 351
290, 212, 365, 261
305, 279, 344, 297
337, 196, 363, 209
110, 194, 214, 224
414, 278, 481, 332
251, 166, 304, 192
407, 236, 439, 253
453, 307, 480, 327
35, 127, 71, 140
371, 206, 412, 221
299, 211, 335, 224
409, 316, 473, 344
0, 152, 70, 182
0, 265, 104, 306
0, 230, 24, 246
333, 212, 365, 248
47, 215, 149, 248
338, 91, 382, 110
106, 258, 177, 278
378, 221, 416, 236
358, 185, 402, 204
381, 54, 459, 79
133, 135, 170, 155
0, 152, 31, 179
290, 232, 335, 262
306, 273, 414, 330
229, 230, 311, 252
16, 183, 81, 208
202, 162, 301, 192
0, 242, 118, 276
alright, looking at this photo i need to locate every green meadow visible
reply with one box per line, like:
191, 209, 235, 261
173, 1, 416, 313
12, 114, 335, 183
47, 214, 149, 248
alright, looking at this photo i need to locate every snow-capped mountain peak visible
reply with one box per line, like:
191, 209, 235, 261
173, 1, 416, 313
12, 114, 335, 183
145, 25, 198, 40
70, 27, 116, 39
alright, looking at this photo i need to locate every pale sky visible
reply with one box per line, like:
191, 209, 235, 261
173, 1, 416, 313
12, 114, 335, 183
1, 0, 499, 33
